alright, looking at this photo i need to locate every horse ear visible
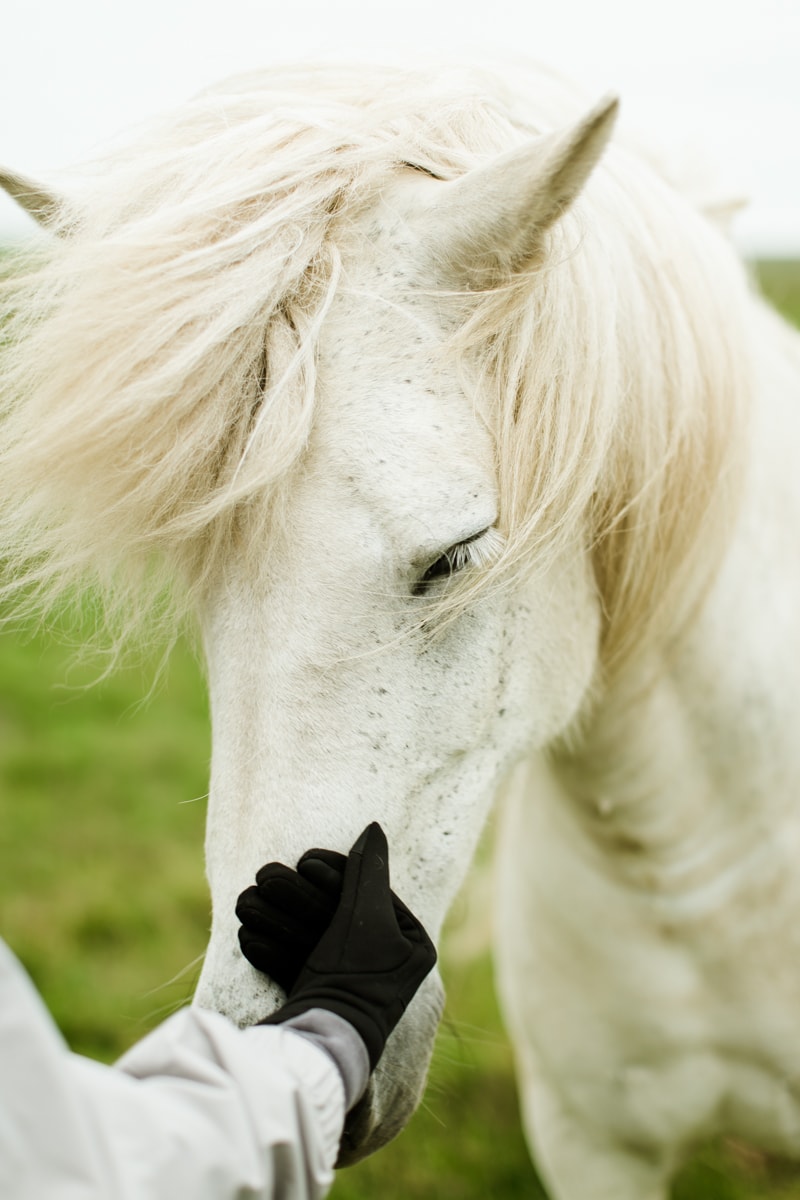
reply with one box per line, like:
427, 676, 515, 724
421, 96, 619, 285
0, 166, 64, 229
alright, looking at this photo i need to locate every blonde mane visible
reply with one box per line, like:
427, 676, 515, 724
0, 63, 752, 670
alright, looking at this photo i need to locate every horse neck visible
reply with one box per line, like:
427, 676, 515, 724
549, 298, 800, 887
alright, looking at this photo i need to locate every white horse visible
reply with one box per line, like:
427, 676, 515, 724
2, 63, 799, 1199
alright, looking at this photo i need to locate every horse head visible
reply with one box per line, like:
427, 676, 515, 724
194, 95, 613, 1161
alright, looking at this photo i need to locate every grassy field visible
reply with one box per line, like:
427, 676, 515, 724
1, 260, 800, 1198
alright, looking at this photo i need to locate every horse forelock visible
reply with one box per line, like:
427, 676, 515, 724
0, 62, 752, 672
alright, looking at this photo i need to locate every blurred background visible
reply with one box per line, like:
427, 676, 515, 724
1, 0, 799, 1195
1, 0, 798, 254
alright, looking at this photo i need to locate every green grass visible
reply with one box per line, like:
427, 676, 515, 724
752, 261, 800, 328
0, 626, 211, 1058
2, 261, 800, 1198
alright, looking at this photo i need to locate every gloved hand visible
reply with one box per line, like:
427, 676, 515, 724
236, 822, 437, 1069
236, 849, 344, 993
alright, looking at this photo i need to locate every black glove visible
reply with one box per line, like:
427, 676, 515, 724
237, 822, 437, 1069
237, 837, 420, 990
236, 851, 343, 993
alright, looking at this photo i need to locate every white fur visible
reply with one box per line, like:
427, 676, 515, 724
1, 63, 796, 1190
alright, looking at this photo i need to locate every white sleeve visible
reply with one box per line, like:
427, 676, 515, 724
0, 939, 345, 1200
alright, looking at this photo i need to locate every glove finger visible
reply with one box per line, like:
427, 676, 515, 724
256, 878, 333, 928
248, 865, 336, 925
236, 885, 330, 942
299, 852, 423, 948
350, 830, 432, 948
235, 884, 269, 928
302, 822, 388, 960
312, 822, 397, 962
254, 859, 288, 888
298, 849, 426, 945
345, 822, 394, 915
254, 861, 325, 902
238, 926, 305, 991
237, 912, 316, 954
296, 847, 347, 874
296, 852, 346, 898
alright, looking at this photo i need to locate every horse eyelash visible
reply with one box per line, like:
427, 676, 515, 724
414, 526, 504, 596
453, 529, 503, 570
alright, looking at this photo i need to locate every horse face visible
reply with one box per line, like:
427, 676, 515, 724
195, 165, 602, 1161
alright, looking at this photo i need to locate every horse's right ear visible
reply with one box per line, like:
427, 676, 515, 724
0, 166, 64, 229
417, 96, 619, 287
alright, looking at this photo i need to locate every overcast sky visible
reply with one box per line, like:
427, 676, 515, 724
2, 0, 798, 254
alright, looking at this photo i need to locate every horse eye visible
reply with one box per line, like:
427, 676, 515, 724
412, 531, 488, 598
415, 549, 460, 594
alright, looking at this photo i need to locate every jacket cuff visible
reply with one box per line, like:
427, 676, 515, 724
278, 1009, 370, 1111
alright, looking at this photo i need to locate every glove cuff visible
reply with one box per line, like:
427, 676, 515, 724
261, 994, 386, 1070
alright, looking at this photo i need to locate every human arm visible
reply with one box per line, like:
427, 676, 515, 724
0, 937, 343, 1200
1, 822, 435, 1200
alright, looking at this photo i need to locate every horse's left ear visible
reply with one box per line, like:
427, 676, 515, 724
420, 95, 619, 286
0, 166, 64, 229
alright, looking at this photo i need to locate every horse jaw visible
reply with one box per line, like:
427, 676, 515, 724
337, 975, 445, 1165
